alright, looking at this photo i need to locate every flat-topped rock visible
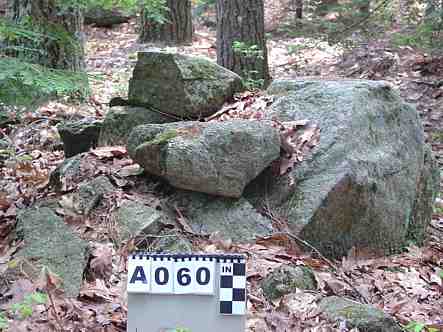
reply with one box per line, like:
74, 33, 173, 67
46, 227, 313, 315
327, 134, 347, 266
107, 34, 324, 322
128, 52, 244, 118
127, 120, 281, 197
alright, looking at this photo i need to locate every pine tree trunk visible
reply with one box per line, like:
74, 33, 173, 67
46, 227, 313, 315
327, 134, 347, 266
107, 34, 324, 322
6, 0, 85, 71
139, 0, 193, 44
216, 0, 270, 87
0, 0, 7, 16
295, 0, 303, 19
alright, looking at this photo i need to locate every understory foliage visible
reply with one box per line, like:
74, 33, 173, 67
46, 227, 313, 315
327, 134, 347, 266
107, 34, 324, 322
273, 0, 443, 52
0, 56, 89, 106
0, 1, 90, 108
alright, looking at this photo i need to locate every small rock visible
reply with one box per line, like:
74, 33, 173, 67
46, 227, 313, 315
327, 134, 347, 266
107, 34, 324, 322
318, 296, 403, 332
17, 207, 88, 297
84, 6, 131, 27
261, 265, 317, 300
76, 176, 114, 215
114, 200, 167, 243
58, 119, 102, 158
49, 154, 84, 191
151, 230, 193, 253
98, 106, 174, 146
182, 194, 273, 242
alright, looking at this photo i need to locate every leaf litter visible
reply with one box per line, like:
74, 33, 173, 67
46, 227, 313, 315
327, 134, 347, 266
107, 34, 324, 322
0, 2, 442, 331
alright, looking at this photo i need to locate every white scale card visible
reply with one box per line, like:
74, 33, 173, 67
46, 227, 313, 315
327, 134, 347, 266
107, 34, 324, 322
127, 253, 247, 332
150, 256, 174, 294
127, 254, 151, 294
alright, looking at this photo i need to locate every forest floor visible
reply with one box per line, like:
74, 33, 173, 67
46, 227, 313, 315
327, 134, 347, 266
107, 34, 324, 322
1, 1, 443, 331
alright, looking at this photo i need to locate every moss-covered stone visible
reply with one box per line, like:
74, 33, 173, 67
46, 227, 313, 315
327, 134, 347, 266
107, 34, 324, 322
128, 120, 280, 198
245, 79, 439, 258
319, 296, 403, 332
144, 129, 179, 146
76, 176, 114, 215
58, 119, 102, 158
16, 207, 88, 297
151, 230, 193, 253
261, 265, 317, 300
49, 154, 84, 192
98, 106, 174, 147
114, 200, 167, 243
128, 52, 244, 118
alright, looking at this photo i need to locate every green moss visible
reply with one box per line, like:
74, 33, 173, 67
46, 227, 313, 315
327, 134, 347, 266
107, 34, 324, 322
431, 131, 443, 143
146, 129, 178, 146
183, 59, 218, 80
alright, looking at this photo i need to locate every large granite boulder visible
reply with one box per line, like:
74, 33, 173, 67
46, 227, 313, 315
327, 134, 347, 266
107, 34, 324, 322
245, 79, 440, 258
128, 52, 244, 118
98, 106, 174, 146
319, 296, 403, 332
127, 120, 281, 197
16, 207, 88, 297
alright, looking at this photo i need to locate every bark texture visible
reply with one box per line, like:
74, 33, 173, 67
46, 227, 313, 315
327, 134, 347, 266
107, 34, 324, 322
139, 0, 193, 44
6, 0, 85, 71
216, 0, 270, 86
295, 0, 303, 19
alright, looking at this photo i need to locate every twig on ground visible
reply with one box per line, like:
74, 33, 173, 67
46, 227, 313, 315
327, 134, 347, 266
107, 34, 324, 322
262, 210, 369, 304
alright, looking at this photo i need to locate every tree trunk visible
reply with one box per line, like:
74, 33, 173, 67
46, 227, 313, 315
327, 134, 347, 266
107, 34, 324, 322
6, 0, 85, 71
216, 0, 270, 87
139, 0, 193, 44
0, 0, 7, 16
294, 0, 303, 19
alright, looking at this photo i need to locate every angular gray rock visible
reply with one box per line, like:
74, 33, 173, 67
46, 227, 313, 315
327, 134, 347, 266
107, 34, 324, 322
245, 79, 440, 258
17, 207, 88, 297
127, 120, 281, 197
128, 52, 244, 118
151, 230, 193, 253
261, 265, 317, 300
98, 106, 174, 146
171, 191, 273, 241
84, 6, 131, 27
76, 176, 114, 215
114, 200, 167, 243
58, 119, 102, 157
319, 296, 403, 332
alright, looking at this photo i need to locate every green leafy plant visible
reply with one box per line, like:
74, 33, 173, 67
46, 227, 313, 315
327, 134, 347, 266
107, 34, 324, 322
232, 41, 265, 89
403, 321, 439, 332
232, 41, 264, 60
0, 312, 7, 330
0, 291, 48, 329
141, 0, 170, 25
0, 56, 90, 107
11, 292, 48, 320
174, 328, 191, 332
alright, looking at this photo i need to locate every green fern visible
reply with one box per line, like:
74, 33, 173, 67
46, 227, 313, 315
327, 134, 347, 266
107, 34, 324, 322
0, 56, 90, 107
